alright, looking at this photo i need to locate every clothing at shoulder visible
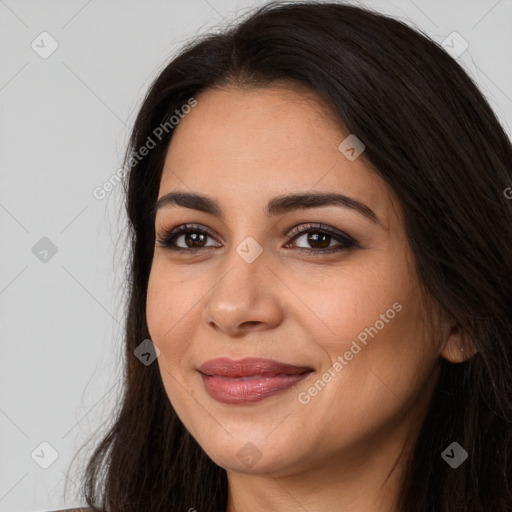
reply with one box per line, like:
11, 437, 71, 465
50, 508, 94, 512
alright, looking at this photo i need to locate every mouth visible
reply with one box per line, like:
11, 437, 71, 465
197, 357, 314, 405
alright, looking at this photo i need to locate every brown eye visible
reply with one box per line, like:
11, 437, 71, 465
285, 223, 357, 255
297, 232, 332, 249
156, 224, 220, 251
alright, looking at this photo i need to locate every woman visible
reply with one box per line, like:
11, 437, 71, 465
66, 1, 512, 511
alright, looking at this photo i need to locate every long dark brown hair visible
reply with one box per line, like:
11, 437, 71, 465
72, 2, 512, 510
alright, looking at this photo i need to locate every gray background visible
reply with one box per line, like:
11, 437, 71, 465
1, 1, 511, 510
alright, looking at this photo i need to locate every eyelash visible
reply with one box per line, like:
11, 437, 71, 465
156, 223, 357, 256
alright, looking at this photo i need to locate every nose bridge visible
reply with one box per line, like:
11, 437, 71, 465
217, 210, 269, 275
216, 233, 268, 297
234, 234, 266, 266
202, 234, 281, 332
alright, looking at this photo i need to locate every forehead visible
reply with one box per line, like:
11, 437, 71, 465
166, 83, 344, 162
158, 84, 398, 228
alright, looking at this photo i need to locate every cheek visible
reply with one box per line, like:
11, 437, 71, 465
146, 261, 199, 345
146, 266, 203, 425
325, 295, 437, 417
145, 261, 214, 409
284, 258, 404, 350
146, 268, 170, 343
292, 258, 438, 410
293, 303, 439, 456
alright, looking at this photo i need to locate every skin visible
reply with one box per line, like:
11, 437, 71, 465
146, 83, 473, 512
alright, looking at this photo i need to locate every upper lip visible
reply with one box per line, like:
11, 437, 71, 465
198, 357, 314, 378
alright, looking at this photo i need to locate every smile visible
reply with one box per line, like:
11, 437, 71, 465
197, 357, 314, 405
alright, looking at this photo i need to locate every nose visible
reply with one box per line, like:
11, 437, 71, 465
201, 245, 284, 337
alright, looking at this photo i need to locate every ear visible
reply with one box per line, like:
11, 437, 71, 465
439, 318, 477, 363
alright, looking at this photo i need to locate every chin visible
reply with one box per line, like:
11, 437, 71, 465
195, 428, 309, 476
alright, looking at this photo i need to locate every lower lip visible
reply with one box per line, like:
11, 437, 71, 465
200, 372, 312, 405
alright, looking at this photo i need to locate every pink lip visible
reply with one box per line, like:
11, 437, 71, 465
198, 357, 314, 405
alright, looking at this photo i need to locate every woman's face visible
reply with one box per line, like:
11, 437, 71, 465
146, 84, 459, 477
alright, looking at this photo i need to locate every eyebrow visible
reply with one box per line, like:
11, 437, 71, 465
152, 191, 379, 224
